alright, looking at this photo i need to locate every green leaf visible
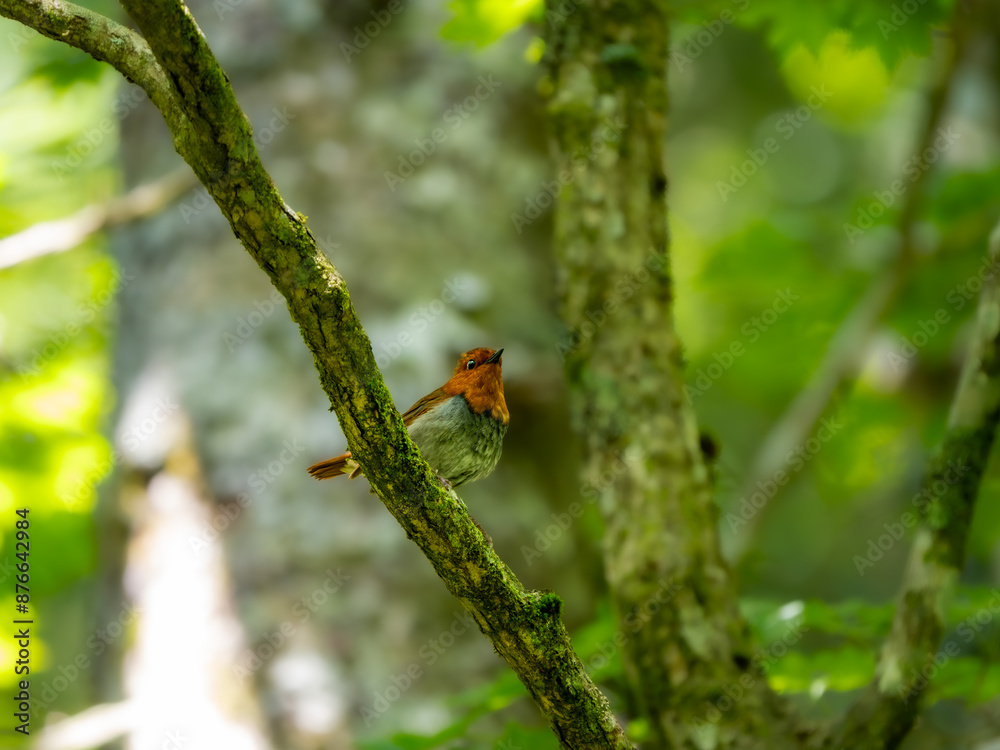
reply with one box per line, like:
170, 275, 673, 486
496, 722, 560, 749
734, 0, 954, 71
441, 0, 542, 46
928, 657, 1000, 705
768, 646, 876, 692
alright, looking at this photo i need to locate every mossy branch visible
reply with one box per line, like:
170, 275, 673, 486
0, 0, 633, 746
831, 223, 1000, 749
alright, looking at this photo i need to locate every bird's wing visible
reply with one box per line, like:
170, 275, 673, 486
308, 390, 450, 481
401, 387, 449, 426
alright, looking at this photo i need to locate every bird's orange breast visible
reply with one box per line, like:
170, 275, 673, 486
445, 366, 508, 424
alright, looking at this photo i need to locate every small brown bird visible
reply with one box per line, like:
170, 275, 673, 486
308, 348, 508, 488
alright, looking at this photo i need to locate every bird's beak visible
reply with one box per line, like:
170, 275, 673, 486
485, 348, 504, 365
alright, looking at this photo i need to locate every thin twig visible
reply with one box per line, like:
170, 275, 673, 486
0, 0, 185, 125
0, 1, 633, 746
0, 168, 196, 269
730, 26, 964, 563
830, 217, 1000, 748
34, 701, 133, 750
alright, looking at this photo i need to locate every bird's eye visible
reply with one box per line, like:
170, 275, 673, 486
466, 360, 476, 370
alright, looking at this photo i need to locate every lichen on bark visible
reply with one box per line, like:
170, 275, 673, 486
0, 0, 634, 746
543, 2, 799, 748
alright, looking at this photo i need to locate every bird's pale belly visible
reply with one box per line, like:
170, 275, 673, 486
407, 395, 507, 487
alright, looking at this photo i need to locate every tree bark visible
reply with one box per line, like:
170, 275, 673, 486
542, 2, 798, 748
829, 222, 1000, 748
0, 0, 632, 746
6, 0, 1000, 747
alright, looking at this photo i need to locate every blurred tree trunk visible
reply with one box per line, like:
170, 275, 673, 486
543, 3, 798, 748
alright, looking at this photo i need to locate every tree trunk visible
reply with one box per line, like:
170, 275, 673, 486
544, 3, 798, 747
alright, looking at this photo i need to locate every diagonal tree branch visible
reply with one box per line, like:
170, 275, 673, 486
0, 0, 633, 746
830, 219, 1000, 748
0, 0, 187, 129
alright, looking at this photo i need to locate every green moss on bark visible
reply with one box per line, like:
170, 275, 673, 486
0, 0, 639, 746
544, 2, 798, 748
922, 420, 998, 567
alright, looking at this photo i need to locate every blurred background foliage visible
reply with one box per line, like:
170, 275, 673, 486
0, 0, 998, 748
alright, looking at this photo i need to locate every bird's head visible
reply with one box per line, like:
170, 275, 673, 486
444, 348, 508, 424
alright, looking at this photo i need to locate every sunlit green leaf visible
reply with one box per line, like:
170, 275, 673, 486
441, 0, 542, 46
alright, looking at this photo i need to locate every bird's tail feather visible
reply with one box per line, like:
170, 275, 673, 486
307, 452, 362, 480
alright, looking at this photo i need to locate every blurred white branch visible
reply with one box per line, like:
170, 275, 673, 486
34, 700, 133, 750
0, 167, 195, 270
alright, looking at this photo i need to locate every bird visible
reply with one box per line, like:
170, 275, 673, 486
308, 347, 508, 488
